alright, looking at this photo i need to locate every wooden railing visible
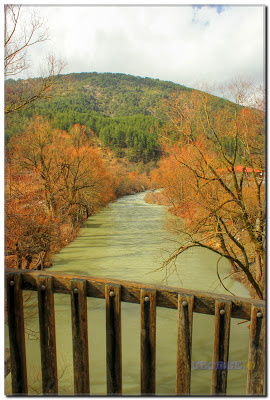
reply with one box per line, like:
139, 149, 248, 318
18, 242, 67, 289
5, 268, 265, 395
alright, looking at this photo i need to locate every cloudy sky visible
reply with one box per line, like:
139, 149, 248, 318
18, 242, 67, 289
17, 4, 265, 90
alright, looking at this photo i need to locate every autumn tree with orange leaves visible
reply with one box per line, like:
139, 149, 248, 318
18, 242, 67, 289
5, 118, 115, 269
53, 123, 116, 223
156, 81, 265, 299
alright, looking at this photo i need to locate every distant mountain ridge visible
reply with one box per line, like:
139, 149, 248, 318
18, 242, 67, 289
6, 71, 192, 117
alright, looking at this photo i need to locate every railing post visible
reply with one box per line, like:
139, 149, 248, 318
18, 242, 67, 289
37, 275, 58, 395
246, 304, 265, 395
6, 271, 28, 394
105, 283, 122, 395
211, 300, 232, 395
5, 348, 11, 377
140, 288, 156, 395
176, 294, 194, 394
70, 278, 90, 394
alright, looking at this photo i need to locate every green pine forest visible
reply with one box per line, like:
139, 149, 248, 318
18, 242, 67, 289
5, 72, 235, 163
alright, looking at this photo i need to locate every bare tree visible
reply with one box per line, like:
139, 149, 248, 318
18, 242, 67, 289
4, 5, 48, 77
158, 81, 265, 299
4, 5, 66, 114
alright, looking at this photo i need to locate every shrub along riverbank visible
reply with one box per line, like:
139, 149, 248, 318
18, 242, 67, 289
5, 118, 155, 271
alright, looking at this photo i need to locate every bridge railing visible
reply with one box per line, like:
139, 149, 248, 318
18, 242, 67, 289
5, 268, 265, 395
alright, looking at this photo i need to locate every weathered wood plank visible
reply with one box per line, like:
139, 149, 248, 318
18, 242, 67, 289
70, 279, 90, 394
37, 275, 58, 395
5, 348, 11, 378
211, 300, 232, 395
5, 268, 265, 320
140, 288, 156, 395
6, 272, 28, 394
246, 305, 265, 395
105, 284, 122, 395
176, 294, 194, 394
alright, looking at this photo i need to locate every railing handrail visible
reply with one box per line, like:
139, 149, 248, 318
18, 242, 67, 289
5, 268, 265, 320
5, 268, 265, 395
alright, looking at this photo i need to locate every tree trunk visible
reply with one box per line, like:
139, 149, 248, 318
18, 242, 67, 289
255, 251, 262, 282
34, 252, 45, 270
15, 243, 22, 269
16, 254, 22, 269
25, 255, 32, 269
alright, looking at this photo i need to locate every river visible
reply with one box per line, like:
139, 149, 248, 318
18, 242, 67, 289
5, 191, 251, 395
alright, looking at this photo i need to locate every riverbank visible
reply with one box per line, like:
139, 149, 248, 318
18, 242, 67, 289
5, 183, 152, 271
230, 265, 257, 298
144, 190, 170, 206
5, 125, 159, 273
144, 189, 257, 299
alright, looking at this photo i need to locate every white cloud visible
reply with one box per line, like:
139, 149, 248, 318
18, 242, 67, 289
19, 5, 265, 90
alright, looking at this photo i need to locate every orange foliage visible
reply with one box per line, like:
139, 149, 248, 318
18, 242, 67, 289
154, 83, 265, 299
6, 116, 154, 269
5, 117, 117, 269
109, 162, 150, 197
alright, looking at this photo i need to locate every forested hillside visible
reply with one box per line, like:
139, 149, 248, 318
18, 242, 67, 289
5, 72, 229, 162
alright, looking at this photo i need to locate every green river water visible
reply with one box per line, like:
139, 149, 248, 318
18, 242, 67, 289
5, 191, 251, 395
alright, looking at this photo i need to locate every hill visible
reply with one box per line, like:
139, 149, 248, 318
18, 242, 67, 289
4, 72, 237, 162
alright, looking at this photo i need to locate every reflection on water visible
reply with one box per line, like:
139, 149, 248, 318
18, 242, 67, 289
5, 192, 251, 395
